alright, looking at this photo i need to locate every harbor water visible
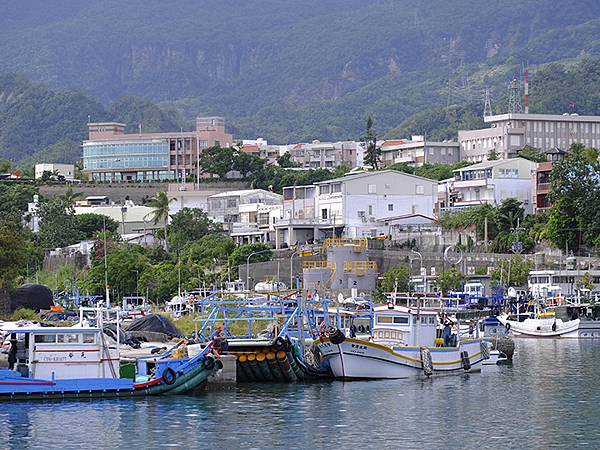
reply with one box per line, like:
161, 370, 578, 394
1, 339, 599, 449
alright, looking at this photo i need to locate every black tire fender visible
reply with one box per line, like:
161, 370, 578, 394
162, 367, 177, 385
203, 355, 216, 370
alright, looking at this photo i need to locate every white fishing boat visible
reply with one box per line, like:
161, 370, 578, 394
499, 310, 579, 337
316, 304, 489, 379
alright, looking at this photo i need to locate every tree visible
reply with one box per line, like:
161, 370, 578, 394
277, 152, 298, 168
167, 208, 221, 250
180, 233, 235, 267
234, 152, 266, 178
59, 185, 82, 207
146, 192, 174, 252
75, 213, 119, 239
578, 272, 595, 292
373, 266, 410, 303
84, 243, 150, 299
228, 243, 272, 270
199, 146, 236, 178
518, 145, 546, 163
0, 158, 11, 173
436, 267, 466, 294
486, 148, 499, 160
545, 144, 600, 252
363, 116, 381, 170
490, 256, 533, 287
0, 220, 28, 289
37, 198, 83, 249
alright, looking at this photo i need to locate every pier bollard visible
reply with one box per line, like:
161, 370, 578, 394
266, 351, 285, 381
276, 350, 297, 382
255, 352, 275, 381
237, 353, 255, 382
246, 353, 262, 381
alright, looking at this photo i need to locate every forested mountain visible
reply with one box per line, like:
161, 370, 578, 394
2, 0, 600, 163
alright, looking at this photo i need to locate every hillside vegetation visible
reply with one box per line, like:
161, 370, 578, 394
3, 1, 600, 162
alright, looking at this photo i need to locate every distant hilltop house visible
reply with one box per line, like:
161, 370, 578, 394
35, 163, 75, 181
81, 116, 233, 183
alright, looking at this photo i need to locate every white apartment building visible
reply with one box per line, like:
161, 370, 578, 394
380, 137, 460, 167
274, 170, 437, 247
458, 112, 600, 162
207, 189, 282, 243
289, 140, 360, 169
35, 163, 75, 181
439, 158, 537, 213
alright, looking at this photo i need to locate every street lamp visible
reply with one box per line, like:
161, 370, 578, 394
132, 270, 139, 297
411, 249, 423, 291
289, 249, 299, 289
246, 249, 271, 291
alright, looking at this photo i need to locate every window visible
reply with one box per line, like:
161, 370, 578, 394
388, 204, 394, 212
416, 185, 424, 195
429, 316, 436, 325
34, 334, 56, 344
320, 185, 331, 195
331, 183, 341, 193
321, 209, 328, 220
368, 184, 376, 194
82, 333, 96, 344
368, 205, 373, 215
57, 334, 80, 344
377, 315, 393, 324
393, 316, 409, 324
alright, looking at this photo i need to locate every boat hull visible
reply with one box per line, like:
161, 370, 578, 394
502, 317, 580, 338
317, 338, 487, 379
0, 355, 222, 401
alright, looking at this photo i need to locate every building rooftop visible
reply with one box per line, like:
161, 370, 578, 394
315, 169, 439, 185
452, 157, 530, 172
208, 189, 281, 199
484, 112, 600, 123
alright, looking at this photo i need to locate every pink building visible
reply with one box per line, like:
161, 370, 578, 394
83, 116, 233, 183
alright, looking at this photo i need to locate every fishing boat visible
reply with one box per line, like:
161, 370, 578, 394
499, 310, 580, 338
316, 304, 490, 379
0, 316, 221, 400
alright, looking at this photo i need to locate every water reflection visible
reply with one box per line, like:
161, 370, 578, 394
1, 340, 599, 449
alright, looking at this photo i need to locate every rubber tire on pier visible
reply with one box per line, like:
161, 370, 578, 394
162, 367, 177, 385
328, 328, 346, 345
203, 355, 216, 370
273, 337, 287, 351
480, 341, 490, 360
420, 348, 433, 377
461, 351, 471, 371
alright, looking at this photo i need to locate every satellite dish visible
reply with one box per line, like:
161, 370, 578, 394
444, 245, 463, 265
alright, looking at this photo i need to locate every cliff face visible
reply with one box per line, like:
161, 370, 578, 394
1, 0, 600, 143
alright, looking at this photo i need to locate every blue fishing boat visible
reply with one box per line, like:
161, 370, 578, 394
0, 325, 221, 400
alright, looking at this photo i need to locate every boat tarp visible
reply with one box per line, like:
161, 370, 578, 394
10, 284, 54, 312
124, 314, 183, 338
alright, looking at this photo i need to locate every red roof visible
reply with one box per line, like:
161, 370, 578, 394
241, 145, 259, 152
381, 140, 406, 147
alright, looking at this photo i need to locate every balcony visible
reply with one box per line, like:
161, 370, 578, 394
452, 178, 488, 189
343, 260, 377, 274
536, 182, 551, 193
303, 261, 335, 270
275, 217, 337, 227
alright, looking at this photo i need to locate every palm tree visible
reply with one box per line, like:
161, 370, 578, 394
146, 191, 174, 252
59, 185, 82, 209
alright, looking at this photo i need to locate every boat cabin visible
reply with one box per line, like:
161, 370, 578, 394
4, 327, 119, 381
372, 304, 438, 347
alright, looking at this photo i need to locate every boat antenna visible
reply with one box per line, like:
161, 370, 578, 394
103, 216, 110, 308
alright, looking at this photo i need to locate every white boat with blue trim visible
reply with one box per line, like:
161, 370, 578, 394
317, 304, 490, 379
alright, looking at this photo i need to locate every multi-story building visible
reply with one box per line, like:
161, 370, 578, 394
458, 112, 600, 162
288, 140, 360, 169
532, 147, 567, 213
380, 137, 460, 167
207, 189, 282, 243
440, 157, 537, 213
274, 170, 438, 247
82, 117, 233, 182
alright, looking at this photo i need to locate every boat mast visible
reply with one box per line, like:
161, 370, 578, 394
103, 217, 110, 308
